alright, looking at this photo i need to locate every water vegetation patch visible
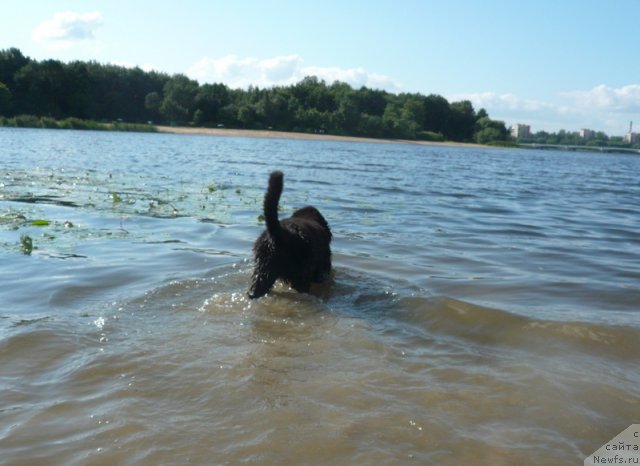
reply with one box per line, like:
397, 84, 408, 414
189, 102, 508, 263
1, 167, 264, 257
31, 219, 50, 226
0, 115, 157, 133
20, 234, 33, 254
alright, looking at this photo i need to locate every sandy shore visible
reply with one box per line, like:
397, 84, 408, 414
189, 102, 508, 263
156, 126, 487, 149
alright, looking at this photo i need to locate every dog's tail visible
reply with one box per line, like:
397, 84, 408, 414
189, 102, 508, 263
264, 171, 283, 240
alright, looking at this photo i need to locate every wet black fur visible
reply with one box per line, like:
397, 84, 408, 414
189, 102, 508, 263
248, 171, 332, 299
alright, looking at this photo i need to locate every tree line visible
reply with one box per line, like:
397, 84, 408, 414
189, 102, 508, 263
518, 129, 639, 149
0, 48, 508, 143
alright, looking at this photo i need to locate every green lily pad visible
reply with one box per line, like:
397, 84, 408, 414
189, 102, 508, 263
31, 219, 50, 226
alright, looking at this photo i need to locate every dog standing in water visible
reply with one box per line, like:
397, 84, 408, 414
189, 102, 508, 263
248, 171, 332, 299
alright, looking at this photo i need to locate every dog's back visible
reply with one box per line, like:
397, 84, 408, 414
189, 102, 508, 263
262, 171, 331, 246
248, 171, 332, 299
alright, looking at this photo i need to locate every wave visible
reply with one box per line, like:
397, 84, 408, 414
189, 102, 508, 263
4, 256, 637, 370
391, 295, 640, 361
179, 264, 639, 365
143, 263, 640, 365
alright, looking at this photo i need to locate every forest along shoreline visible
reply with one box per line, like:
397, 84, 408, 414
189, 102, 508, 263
156, 125, 489, 149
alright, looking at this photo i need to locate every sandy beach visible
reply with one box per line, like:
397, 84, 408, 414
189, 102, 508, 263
156, 125, 487, 148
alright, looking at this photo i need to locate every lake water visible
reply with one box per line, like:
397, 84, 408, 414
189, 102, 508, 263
1, 127, 638, 465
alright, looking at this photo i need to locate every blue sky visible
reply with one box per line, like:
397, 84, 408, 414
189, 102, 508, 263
2, 0, 639, 135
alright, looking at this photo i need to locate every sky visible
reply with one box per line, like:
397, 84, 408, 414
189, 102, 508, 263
2, 0, 639, 135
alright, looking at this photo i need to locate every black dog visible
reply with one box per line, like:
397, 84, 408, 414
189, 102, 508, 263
248, 171, 332, 299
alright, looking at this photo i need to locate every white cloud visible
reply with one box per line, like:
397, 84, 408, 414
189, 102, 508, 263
561, 84, 640, 113
186, 54, 402, 91
262, 55, 303, 82
553, 84, 640, 134
187, 55, 302, 88
301, 65, 401, 91
32, 11, 103, 48
447, 86, 640, 135
447, 91, 553, 113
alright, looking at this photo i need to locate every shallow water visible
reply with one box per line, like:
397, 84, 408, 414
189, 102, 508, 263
1, 128, 639, 465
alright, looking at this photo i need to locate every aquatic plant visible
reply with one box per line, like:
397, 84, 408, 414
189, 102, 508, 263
31, 219, 50, 226
20, 234, 33, 255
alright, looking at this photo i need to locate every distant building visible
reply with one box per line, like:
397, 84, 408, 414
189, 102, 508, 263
624, 121, 640, 144
579, 128, 596, 140
510, 123, 531, 139
625, 132, 640, 144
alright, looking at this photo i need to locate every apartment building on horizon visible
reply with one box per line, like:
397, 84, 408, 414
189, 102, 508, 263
510, 123, 531, 139
579, 128, 596, 140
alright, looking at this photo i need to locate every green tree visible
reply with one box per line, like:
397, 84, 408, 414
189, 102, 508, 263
447, 100, 476, 141
356, 86, 387, 116
476, 108, 489, 120
145, 91, 161, 112
0, 48, 522, 141
293, 76, 335, 113
400, 94, 425, 127
382, 101, 417, 138
0, 48, 29, 88
13, 59, 68, 117
63, 61, 92, 118
0, 82, 12, 115
237, 104, 256, 128
192, 109, 205, 125
256, 90, 290, 129
160, 74, 198, 124
475, 127, 502, 144
218, 102, 238, 126
194, 83, 230, 125
358, 113, 384, 137
422, 94, 450, 134
82, 62, 167, 122
474, 116, 507, 143
336, 93, 361, 133
587, 131, 608, 147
